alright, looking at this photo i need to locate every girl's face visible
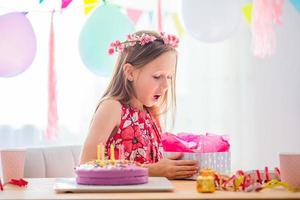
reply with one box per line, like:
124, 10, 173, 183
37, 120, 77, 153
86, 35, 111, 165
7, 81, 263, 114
131, 51, 177, 109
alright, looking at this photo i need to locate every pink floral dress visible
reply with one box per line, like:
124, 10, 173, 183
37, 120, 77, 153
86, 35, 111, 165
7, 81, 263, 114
106, 103, 163, 164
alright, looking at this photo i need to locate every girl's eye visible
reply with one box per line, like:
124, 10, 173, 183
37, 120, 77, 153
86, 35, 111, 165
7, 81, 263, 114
153, 75, 160, 79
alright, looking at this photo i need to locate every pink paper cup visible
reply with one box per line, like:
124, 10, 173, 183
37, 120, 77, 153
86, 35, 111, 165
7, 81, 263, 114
279, 153, 300, 190
0, 149, 26, 183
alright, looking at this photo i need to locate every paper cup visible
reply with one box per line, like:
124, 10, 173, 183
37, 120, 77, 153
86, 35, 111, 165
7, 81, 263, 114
279, 153, 300, 189
0, 149, 26, 183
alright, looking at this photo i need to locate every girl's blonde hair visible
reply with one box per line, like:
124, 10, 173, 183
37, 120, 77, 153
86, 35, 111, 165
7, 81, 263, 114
97, 30, 177, 125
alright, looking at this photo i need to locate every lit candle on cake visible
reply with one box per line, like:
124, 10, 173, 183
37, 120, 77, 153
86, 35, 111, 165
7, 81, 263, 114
110, 144, 115, 163
99, 143, 105, 166
97, 144, 100, 162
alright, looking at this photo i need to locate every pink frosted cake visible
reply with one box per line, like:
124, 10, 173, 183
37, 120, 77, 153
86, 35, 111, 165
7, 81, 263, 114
75, 160, 148, 185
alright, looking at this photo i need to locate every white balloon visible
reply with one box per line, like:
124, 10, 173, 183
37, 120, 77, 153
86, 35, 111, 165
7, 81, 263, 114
181, 0, 241, 43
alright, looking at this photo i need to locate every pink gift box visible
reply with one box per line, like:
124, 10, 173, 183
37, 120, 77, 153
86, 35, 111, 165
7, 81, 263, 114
162, 132, 231, 180
163, 151, 231, 180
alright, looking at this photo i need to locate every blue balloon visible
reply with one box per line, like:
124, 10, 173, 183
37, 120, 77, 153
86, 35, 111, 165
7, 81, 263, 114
79, 5, 134, 76
290, 0, 300, 13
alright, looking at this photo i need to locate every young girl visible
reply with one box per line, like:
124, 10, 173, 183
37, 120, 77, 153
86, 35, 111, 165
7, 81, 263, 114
80, 30, 198, 179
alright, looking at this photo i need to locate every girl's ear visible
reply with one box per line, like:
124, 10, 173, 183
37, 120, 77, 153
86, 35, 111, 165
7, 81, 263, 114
123, 63, 134, 81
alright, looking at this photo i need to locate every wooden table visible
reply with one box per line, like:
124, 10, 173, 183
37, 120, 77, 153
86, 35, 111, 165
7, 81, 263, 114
0, 178, 300, 200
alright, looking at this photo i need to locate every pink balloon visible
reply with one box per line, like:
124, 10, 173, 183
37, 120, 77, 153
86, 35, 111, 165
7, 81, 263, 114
0, 12, 37, 77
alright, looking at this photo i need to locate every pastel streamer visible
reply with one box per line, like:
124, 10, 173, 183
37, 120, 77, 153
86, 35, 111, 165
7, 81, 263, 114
157, 0, 162, 32
148, 11, 154, 28
251, 0, 284, 58
46, 11, 58, 140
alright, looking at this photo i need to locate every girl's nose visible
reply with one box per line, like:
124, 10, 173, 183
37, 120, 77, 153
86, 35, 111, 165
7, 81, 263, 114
160, 77, 169, 91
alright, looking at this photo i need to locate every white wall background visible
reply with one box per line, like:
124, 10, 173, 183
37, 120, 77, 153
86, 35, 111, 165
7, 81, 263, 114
0, 0, 299, 171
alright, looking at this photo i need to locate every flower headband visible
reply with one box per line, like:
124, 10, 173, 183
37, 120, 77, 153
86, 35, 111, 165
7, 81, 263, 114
108, 32, 179, 55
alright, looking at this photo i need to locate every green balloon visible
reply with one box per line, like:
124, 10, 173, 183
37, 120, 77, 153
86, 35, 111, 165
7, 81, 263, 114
79, 5, 134, 76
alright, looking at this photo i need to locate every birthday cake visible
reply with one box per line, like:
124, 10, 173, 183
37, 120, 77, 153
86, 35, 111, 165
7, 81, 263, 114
75, 160, 148, 185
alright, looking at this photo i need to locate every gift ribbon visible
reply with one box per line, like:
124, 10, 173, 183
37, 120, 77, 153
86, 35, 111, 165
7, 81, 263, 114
262, 179, 300, 192
8, 179, 28, 187
0, 179, 3, 191
256, 169, 262, 183
0, 178, 28, 191
206, 167, 297, 193
265, 166, 270, 182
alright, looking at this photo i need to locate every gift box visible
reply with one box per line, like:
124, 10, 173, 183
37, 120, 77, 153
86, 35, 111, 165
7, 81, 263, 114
162, 132, 231, 180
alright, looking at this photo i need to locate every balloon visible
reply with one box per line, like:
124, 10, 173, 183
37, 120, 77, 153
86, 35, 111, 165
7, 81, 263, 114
290, 0, 300, 13
79, 5, 134, 76
181, 0, 241, 43
0, 12, 37, 77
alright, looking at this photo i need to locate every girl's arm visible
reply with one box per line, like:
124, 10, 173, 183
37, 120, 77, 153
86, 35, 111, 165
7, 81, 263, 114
145, 153, 198, 179
79, 99, 122, 164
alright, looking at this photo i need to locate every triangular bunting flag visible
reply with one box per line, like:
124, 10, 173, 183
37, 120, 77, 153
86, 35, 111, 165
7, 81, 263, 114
126, 8, 143, 25
61, 0, 73, 9
171, 13, 185, 37
242, 3, 253, 24
84, 0, 100, 15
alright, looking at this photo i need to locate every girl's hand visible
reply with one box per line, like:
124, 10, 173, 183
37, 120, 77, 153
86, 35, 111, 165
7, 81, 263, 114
147, 153, 199, 179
